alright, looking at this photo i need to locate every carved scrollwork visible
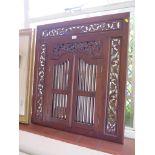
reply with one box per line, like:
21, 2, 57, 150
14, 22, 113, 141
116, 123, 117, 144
53, 40, 102, 57
105, 38, 121, 135
36, 43, 46, 119
42, 20, 122, 37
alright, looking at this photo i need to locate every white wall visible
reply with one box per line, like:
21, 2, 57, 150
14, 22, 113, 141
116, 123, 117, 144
19, 130, 112, 155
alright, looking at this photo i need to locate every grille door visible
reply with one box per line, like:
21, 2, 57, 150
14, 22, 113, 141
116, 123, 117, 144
44, 52, 73, 129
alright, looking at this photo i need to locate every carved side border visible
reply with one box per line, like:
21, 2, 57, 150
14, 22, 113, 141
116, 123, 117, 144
105, 38, 121, 136
35, 43, 47, 120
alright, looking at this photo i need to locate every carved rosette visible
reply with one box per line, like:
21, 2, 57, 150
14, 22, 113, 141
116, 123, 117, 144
105, 38, 121, 135
42, 20, 122, 37
35, 43, 46, 119
53, 41, 102, 57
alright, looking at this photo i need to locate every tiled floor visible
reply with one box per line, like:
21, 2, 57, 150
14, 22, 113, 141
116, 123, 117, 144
19, 123, 135, 155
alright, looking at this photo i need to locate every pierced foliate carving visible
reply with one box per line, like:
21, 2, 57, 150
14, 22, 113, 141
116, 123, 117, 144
36, 43, 46, 119
42, 20, 122, 37
105, 38, 121, 135
53, 41, 102, 56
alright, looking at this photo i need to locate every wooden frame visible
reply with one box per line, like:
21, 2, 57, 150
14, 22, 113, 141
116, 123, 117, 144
19, 28, 35, 124
32, 12, 129, 143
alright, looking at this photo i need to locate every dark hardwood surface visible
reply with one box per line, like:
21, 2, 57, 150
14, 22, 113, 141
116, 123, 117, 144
20, 123, 135, 155
32, 12, 130, 143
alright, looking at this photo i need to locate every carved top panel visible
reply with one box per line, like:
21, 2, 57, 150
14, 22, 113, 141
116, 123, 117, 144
41, 20, 122, 38
52, 40, 102, 57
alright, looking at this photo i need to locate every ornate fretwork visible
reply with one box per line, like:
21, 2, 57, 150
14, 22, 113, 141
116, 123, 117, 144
105, 38, 121, 135
36, 43, 46, 119
53, 41, 102, 56
42, 20, 122, 37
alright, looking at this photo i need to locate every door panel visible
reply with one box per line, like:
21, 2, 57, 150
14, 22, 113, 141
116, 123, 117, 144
43, 54, 73, 129
45, 35, 106, 131
75, 58, 97, 126
51, 60, 70, 120
71, 54, 105, 136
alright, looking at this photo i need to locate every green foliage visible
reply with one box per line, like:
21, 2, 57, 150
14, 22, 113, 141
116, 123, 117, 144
125, 14, 135, 128
125, 103, 134, 127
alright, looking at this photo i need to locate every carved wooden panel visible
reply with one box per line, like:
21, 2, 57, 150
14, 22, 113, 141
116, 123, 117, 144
41, 19, 122, 38
52, 41, 102, 57
105, 38, 121, 136
35, 43, 47, 120
32, 13, 129, 143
